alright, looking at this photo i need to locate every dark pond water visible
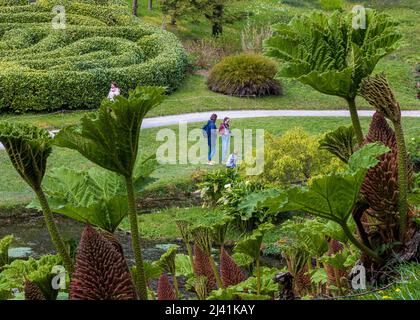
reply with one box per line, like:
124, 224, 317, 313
0, 214, 283, 269
0, 215, 185, 265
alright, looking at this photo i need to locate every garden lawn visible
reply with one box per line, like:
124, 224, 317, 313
1, 116, 418, 209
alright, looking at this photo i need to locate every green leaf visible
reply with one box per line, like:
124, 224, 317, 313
175, 254, 193, 277
27, 155, 157, 233
0, 235, 13, 268
142, 262, 163, 282
347, 142, 390, 173
0, 122, 52, 190
155, 245, 178, 275
319, 125, 356, 163
238, 188, 282, 217
234, 223, 273, 260
54, 86, 165, 177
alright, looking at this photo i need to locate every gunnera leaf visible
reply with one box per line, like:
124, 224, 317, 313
220, 247, 246, 287
157, 273, 177, 300
70, 225, 136, 300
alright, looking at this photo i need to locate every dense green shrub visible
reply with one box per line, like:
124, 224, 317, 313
0, 1, 187, 113
198, 168, 240, 207
245, 127, 344, 187
207, 53, 282, 97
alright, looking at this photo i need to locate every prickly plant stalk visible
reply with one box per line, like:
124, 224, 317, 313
157, 274, 177, 300
220, 247, 246, 287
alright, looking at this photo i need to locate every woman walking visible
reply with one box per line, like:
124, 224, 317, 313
219, 117, 231, 163
202, 114, 218, 165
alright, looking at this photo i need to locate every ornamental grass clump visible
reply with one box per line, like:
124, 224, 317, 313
207, 53, 282, 97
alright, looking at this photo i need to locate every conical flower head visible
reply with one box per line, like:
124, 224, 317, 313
220, 247, 246, 287
70, 225, 136, 300
360, 73, 401, 123
157, 273, 177, 300
24, 279, 46, 300
193, 243, 216, 291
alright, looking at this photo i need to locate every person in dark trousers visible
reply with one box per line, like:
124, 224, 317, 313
202, 113, 218, 165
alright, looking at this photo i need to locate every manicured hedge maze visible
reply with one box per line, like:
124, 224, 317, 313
0, 0, 188, 112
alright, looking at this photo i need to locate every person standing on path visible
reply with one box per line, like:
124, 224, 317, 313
107, 81, 120, 101
202, 113, 218, 165
219, 117, 231, 163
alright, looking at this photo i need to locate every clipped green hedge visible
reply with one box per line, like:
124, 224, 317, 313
0, 1, 187, 113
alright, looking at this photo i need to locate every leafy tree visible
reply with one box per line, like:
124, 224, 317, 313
54, 86, 166, 300
0, 123, 73, 273
161, 0, 189, 25
189, 0, 228, 36
264, 9, 402, 143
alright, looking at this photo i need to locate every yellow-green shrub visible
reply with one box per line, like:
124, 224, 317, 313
249, 127, 344, 187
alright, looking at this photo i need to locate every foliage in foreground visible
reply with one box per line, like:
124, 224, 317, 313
55, 85, 166, 299
0, 122, 73, 272
70, 225, 136, 300
28, 156, 157, 233
264, 9, 402, 142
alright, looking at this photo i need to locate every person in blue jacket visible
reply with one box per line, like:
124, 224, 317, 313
202, 113, 218, 165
